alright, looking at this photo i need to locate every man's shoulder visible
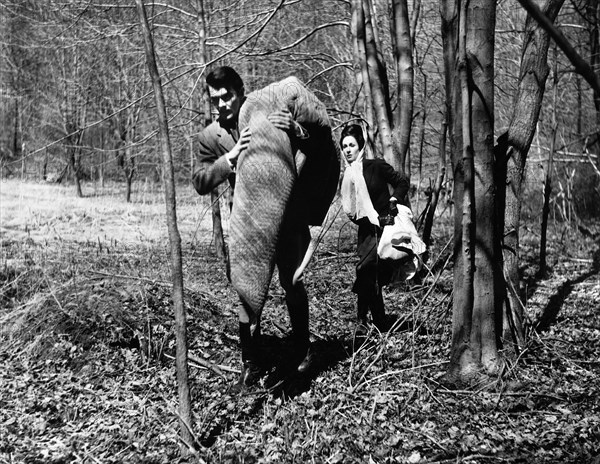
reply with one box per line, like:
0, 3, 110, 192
199, 120, 226, 140
197, 120, 235, 154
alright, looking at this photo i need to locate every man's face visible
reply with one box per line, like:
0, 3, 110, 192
208, 85, 243, 124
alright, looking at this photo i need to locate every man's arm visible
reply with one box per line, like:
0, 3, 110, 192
192, 125, 251, 195
192, 154, 232, 195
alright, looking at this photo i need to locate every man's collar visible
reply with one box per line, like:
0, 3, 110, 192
218, 117, 238, 131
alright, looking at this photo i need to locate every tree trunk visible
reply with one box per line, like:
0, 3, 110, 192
440, 0, 465, 374
503, 0, 564, 348
69, 141, 84, 198
444, 0, 500, 384
415, 73, 427, 200
100, 151, 105, 188
13, 96, 22, 161
587, 1, 600, 171
391, 0, 414, 173
410, 0, 422, 47
539, 123, 556, 278
135, 0, 194, 452
351, 0, 375, 132
125, 165, 134, 203
355, 0, 397, 167
75, 162, 83, 198
43, 149, 48, 181
516, 0, 600, 95
540, 48, 559, 277
421, 118, 446, 260
195, 0, 228, 263
211, 188, 227, 260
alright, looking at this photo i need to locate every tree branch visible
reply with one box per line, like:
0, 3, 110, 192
246, 21, 349, 56
516, 0, 600, 95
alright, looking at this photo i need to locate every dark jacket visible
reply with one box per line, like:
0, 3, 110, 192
191, 120, 237, 195
191, 79, 340, 227
353, 158, 410, 294
361, 158, 409, 217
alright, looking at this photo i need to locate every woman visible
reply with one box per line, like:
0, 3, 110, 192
340, 124, 410, 332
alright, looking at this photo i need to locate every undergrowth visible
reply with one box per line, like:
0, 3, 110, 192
1, 183, 599, 464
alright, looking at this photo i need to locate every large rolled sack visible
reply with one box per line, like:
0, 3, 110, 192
229, 77, 339, 313
248, 77, 340, 226
230, 110, 295, 314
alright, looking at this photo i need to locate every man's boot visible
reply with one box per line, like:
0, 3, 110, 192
295, 338, 313, 374
231, 322, 262, 393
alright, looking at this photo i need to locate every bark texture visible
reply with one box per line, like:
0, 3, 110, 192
391, 0, 414, 172
504, 0, 564, 348
443, 0, 501, 382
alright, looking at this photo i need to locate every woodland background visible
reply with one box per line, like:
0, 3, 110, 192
1, 0, 598, 210
1, 0, 600, 463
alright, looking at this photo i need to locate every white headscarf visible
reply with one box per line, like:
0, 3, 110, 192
340, 142, 380, 226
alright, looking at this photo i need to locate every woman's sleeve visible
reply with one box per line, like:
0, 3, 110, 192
381, 161, 410, 205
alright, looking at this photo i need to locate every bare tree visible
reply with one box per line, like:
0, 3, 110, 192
441, 0, 502, 384
352, 0, 397, 167
390, 0, 414, 171
195, 0, 228, 265
135, 0, 194, 452
502, 0, 565, 349
421, 118, 446, 258
516, 0, 600, 94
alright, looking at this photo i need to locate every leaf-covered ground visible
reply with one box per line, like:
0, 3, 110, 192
1, 180, 599, 463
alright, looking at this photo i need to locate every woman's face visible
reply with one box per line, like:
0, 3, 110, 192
342, 135, 361, 163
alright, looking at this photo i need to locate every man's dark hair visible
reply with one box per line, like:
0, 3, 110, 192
206, 66, 244, 94
340, 124, 365, 150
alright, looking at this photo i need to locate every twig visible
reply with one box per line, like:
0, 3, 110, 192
44, 276, 72, 319
432, 453, 518, 463
434, 389, 568, 402
87, 270, 170, 286
422, 381, 445, 409
353, 361, 448, 393
163, 353, 230, 377
74, 452, 103, 464
348, 334, 379, 389
398, 424, 449, 453
87, 270, 213, 299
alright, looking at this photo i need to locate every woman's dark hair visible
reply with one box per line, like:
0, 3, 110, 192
340, 124, 365, 150
206, 66, 244, 94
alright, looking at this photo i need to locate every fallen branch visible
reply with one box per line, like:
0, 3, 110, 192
352, 361, 448, 393
164, 352, 233, 378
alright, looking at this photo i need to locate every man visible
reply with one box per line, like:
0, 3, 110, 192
192, 66, 313, 391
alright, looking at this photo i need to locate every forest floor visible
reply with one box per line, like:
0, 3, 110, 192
1, 178, 599, 464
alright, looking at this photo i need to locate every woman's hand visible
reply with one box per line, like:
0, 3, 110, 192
389, 197, 398, 217
268, 109, 294, 131
269, 109, 309, 139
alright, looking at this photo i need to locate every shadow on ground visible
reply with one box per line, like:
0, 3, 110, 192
260, 334, 351, 398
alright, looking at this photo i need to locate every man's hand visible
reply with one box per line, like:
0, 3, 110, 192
226, 127, 251, 168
